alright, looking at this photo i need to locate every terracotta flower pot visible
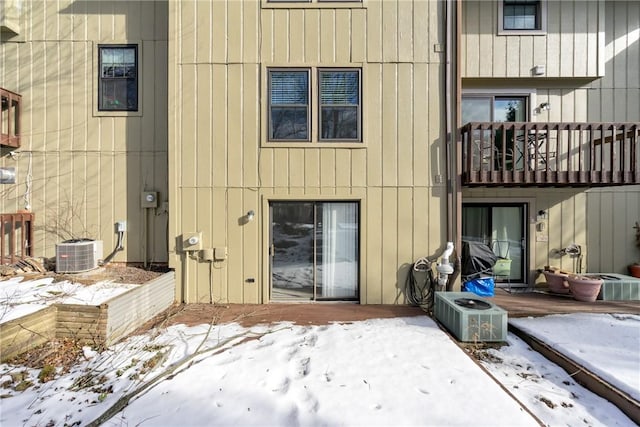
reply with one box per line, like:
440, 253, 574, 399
628, 264, 640, 278
567, 275, 603, 302
542, 271, 570, 294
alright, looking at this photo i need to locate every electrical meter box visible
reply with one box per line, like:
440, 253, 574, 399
141, 191, 158, 208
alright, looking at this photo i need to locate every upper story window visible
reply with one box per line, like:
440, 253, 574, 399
319, 70, 360, 140
268, 68, 361, 143
498, 0, 546, 34
98, 45, 138, 111
462, 95, 528, 123
269, 69, 310, 140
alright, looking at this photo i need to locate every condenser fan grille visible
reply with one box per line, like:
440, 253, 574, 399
454, 298, 492, 310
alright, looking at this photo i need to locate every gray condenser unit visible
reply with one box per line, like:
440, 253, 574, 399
434, 292, 507, 342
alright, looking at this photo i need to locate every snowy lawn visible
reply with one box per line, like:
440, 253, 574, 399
2, 317, 539, 427
0, 276, 637, 426
0, 315, 637, 426
509, 313, 640, 401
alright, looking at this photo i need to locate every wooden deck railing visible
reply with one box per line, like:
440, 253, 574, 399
1, 87, 21, 148
1, 212, 34, 264
461, 122, 640, 186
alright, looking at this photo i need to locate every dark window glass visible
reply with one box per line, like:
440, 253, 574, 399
503, 0, 540, 30
319, 70, 360, 141
99, 45, 138, 111
269, 70, 309, 140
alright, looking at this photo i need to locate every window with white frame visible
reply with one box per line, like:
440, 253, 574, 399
498, 0, 546, 34
98, 45, 138, 111
268, 68, 361, 142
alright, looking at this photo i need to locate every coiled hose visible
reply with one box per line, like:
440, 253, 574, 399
405, 257, 436, 313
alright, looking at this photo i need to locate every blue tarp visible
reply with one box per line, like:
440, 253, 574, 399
462, 277, 495, 297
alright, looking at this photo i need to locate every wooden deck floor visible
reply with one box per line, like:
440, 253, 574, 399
139, 290, 639, 332
490, 288, 640, 317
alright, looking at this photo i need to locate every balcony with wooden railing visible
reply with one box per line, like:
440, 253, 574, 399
1, 87, 21, 148
1, 212, 34, 264
461, 122, 640, 187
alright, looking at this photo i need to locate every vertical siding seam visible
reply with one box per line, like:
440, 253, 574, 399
331, 9, 340, 62
410, 64, 414, 187
224, 66, 229, 188
573, 0, 578, 77
240, 0, 244, 63
287, 9, 291, 62
207, 0, 212, 63
348, 9, 353, 63
241, 65, 244, 188
301, 9, 306, 62
396, 0, 400, 63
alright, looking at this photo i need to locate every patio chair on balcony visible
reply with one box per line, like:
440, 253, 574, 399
475, 138, 514, 171
485, 143, 515, 171
515, 131, 555, 170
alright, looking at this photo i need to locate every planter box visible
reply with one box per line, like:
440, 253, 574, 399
105, 271, 175, 345
0, 272, 175, 362
0, 306, 57, 361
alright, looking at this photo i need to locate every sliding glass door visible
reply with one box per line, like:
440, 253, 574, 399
462, 95, 529, 170
270, 201, 359, 301
462, 203, 527, 285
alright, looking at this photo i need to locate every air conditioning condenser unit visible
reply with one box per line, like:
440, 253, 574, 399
434, 291, 507, 342
56, 239, 103, 273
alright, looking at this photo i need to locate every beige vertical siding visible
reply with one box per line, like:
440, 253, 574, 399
584, 0, 640, 275
461, 0, 604, 79
587, 1, 640, 122
462, 0, 640, 279
0, 1, 169, 264
587, 187, 640, 274
461, 188, 587, 281
169, 0, 447, 303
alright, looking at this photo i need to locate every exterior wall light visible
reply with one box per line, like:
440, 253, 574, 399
535, 102, 550, 115
532, 65, 546, 76
246, 210, 255, 221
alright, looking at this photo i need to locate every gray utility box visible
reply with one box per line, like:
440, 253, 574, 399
434, 292, 507, 342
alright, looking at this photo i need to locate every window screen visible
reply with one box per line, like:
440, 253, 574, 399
98, 45, 138, 111
269, 70, 310, 141
319, 70, 360, 141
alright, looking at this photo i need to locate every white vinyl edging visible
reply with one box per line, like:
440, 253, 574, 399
0, 271, 176, 361
104, 271, 175, 345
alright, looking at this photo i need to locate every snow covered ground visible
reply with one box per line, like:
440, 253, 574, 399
0, 276, 137, 323
0, 276, 638, 426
